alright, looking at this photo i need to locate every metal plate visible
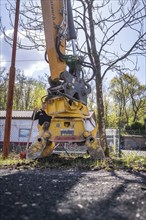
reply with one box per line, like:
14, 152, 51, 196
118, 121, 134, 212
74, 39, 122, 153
60, 129, 74, 136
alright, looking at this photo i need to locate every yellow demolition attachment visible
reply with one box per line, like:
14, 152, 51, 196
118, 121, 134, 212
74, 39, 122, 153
26, 98, 105, 160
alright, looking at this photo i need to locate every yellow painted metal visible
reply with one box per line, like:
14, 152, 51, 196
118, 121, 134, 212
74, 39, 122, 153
45, 97, 89, 116
43, 97, 96, 143
27, 102, 105, 159
40, 0, 66, 80
26, 124, 55, 159
48, 117, 85, 142
26, 138, 55, 160
40, 141, 55, 158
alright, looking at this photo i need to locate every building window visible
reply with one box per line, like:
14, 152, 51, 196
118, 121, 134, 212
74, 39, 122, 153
19, 128, 30, 138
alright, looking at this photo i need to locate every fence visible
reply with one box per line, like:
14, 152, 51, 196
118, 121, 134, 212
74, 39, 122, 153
120, 129, 146, 136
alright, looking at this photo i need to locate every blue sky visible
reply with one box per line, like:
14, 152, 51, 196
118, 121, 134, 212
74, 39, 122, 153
0, 0, 146, 86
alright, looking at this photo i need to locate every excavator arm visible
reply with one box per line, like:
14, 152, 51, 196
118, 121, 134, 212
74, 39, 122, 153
26, 0, 105, 160
41, 0, 91, 104
41, 0, 66, 80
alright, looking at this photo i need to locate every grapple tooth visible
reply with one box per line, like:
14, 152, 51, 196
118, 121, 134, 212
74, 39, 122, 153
26, 135, 55, 160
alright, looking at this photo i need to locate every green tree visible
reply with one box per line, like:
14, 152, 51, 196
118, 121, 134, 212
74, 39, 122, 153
110, 73, 146, 127
14, 71, 47, 110
0, 68, 47, 110
0, 68, 9, 110
14, 70, 27, 110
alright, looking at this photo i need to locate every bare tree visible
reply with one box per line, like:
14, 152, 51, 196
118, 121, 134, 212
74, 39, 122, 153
1, 0, 146, 155
0, 0, 44, 50
73, 0, 146, 154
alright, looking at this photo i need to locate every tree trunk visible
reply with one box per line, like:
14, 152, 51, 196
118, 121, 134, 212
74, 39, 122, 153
95, 56, 108, 155
87, 2, 109, 156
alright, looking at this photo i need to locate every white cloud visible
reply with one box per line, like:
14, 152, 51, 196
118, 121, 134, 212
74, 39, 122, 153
24, 60, 50, 77
0, 32, 50, 78
0, 54, 6, 68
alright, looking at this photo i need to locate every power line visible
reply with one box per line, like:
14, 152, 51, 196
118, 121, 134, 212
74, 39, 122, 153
0, 54, 145, 63
0, 59, 45, 62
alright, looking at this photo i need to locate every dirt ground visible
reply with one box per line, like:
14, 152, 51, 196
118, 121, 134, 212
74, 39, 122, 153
0, 166, 146, 220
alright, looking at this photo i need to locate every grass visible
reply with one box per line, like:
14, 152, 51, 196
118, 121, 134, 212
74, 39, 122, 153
0, 151, 146, 171
0, 153, 30, 167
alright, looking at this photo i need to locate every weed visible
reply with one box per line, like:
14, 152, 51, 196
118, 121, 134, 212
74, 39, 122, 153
0, 152, 146, 171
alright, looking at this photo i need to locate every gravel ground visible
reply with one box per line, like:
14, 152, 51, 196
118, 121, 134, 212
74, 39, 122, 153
0, 168, 146, 220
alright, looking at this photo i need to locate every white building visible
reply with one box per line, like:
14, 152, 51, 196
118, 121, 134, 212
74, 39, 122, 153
0, 111, 38, 147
